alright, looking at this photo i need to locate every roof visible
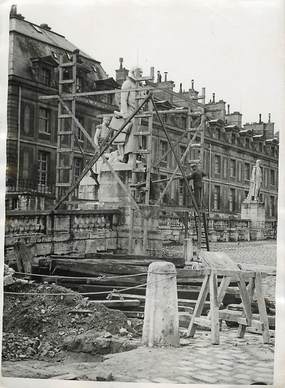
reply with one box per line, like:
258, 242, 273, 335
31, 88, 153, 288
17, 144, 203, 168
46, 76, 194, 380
10, 17, 97, 62
9, 16, 108, 82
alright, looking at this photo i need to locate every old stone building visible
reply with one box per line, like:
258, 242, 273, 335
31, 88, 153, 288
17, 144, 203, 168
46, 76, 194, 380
6, 7, 118, 209
6, 7, 278, 224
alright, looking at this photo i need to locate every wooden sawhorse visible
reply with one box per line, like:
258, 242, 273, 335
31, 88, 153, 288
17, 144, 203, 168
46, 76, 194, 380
187, 269, 270, 344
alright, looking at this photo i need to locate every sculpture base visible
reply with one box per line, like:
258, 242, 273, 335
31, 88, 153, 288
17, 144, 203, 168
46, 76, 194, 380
98, 162, 132, 205
241, 200, 265, 240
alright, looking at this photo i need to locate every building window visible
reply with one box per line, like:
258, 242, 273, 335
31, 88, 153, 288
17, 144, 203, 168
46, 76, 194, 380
245, 163, 250, 180
38, 151, 49, 186
232, 133, 236, 144
229, 159, 236, 178
214, 155, 221, 174
237, 162, 242, 181
213, 185, 220, 211
245, 138, 250, 148
229, 188, 235, 212
23, 105, 31, 135
76, 76, 84, 92
40, 67, 51, 86
270, 169, 275, 186
270, 196, 275, 217
213, 128, 220, 140
22, 151, 29, 180
74, 158, 83, 178
39, 108, 51, 134
160, 140, 168, 165
223, 158, 227, 178
180, 145, 187, 163
259, 142, 263, 153
76, 116, 85, 142
244, 190, 249, 200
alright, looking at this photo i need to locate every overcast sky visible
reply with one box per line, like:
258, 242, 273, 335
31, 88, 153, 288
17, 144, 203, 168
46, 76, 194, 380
4, 0, 285, 132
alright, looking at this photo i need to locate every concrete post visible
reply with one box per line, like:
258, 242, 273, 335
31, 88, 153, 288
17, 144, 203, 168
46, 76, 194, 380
184, 237, 193, 266
142, 261, 179, 347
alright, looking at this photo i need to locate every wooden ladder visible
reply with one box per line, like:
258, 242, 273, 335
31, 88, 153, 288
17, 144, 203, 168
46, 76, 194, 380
56, 51, 78, 199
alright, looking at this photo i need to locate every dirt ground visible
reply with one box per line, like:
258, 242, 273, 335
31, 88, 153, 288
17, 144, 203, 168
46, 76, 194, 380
2, 241, 277, 383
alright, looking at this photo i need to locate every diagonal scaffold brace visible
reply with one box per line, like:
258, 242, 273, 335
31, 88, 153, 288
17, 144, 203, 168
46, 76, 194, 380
52, 92, 152, 212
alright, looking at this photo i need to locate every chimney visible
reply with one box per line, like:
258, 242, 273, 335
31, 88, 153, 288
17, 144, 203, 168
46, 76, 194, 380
259, 113, 262, 123
10, 4, 17, 17
119, 57, 123, 70
150, 66, 154, 80
227, 104, 230, 115
191, 79, 194, 89
40, 23, 51, 31
268, 113, 271, 123
212, 93, 215, 103
164, 72, 168, 82
179, 83, 182, 94
157, 70, 161, 83
10, 4, 25, 19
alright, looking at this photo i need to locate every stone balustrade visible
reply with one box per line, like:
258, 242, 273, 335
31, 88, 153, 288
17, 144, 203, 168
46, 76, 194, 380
4, 209, 122, 261
158, 214, 276, 243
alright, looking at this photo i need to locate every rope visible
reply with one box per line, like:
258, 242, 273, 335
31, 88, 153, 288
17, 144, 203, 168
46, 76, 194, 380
4, 274, 176, 297
13, 271, 147, 281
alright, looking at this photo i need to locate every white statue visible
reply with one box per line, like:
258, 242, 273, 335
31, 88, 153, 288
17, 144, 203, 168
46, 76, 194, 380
109, 66, 144, 164
247, 159, 262, 201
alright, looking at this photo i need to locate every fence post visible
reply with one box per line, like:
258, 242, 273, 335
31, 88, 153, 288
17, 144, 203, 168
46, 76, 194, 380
142, 261, 180, 347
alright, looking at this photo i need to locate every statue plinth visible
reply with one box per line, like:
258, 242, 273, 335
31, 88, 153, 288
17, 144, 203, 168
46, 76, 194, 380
98, 162, 133, 205
241, 200, 265, 240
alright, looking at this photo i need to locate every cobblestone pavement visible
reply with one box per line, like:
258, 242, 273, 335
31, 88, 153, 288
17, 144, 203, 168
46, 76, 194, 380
210, 240, 277, 267
85, 328, 274, 385
2, 328, 275, 384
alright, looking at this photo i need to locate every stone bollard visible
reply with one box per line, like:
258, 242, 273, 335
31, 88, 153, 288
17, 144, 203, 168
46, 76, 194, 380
184, 237, 193, 266
142, 261, 180, 347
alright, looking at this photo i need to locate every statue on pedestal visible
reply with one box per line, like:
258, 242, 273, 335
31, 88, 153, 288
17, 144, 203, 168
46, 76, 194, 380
109, 66, 144, 165
246, 159, 262, 202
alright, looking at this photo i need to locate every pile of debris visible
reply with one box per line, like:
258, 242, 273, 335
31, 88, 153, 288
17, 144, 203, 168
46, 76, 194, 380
3, 281, 142, 361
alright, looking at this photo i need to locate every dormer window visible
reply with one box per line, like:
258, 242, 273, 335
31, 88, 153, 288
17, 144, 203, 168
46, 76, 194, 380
40, 67, 51, 86
51, 51, 58, 60
76, 76, 84, 92
31, 55, 58, 87
32, 24, 43, 33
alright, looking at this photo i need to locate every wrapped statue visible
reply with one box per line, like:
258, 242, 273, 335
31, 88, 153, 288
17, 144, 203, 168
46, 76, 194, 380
246, 159, 262, 201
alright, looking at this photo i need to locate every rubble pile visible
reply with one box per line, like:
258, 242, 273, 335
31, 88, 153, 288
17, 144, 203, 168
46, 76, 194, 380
3, 281, 142, 361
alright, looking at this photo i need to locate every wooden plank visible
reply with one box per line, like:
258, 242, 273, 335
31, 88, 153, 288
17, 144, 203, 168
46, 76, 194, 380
255, 272, 270, 344
51, 259, 147, 276
209, 271, 220, 345
237, 273, 252, 326
217, 276, 232, 305
85, 253, 185, 267
88, 299, 141, 308
187, 274, 210, 337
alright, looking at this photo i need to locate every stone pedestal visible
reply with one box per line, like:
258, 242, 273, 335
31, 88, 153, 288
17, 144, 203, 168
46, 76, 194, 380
241, 200, 265, 240
98, 162, 162, 254
142, 261, 179, 347
98, 162, 132, 205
